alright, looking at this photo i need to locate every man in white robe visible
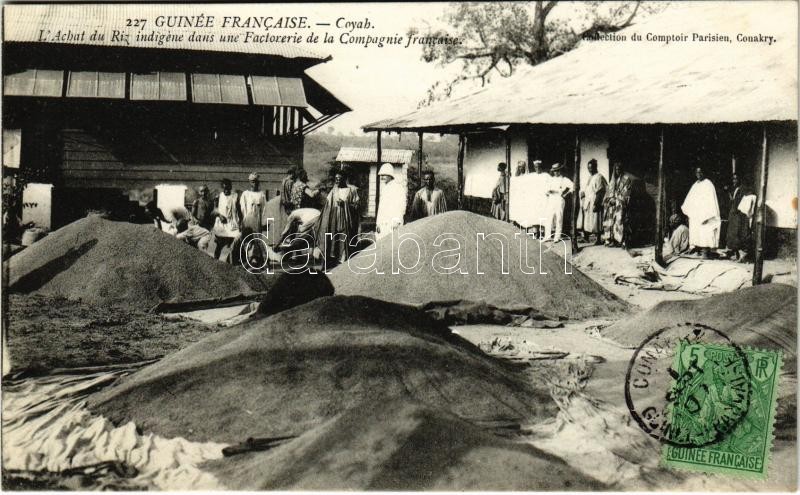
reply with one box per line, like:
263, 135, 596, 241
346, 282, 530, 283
513, 159, 549, 235
375, 163, 407, 240
543, 163, 574, 242
681, 167, 720, 257
578, 158, 607, 244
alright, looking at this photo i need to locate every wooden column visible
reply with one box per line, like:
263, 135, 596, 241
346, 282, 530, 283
505, 132, 512, 221
571, 132, 581, 252
375, 131, 383, 218
298, 112, 305, 169
752, 126, 769, 285
417, 131, 424, 191
457, 134, 465, 209
655, 128, 666, 266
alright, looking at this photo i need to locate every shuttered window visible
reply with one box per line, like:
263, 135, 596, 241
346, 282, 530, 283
66, 71, 125, 98
4, 69, 64, 97
249, 76, 308, 107
130, 72, 186, 101
191, 73, 248, 105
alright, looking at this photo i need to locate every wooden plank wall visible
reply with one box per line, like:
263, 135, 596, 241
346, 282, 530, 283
60, 128, 302, 196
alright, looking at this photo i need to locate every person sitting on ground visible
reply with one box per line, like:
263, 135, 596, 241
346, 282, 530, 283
664, 213, 690, 262
410, 171, 448, 220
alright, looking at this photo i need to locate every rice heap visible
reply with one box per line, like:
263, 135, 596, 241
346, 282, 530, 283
88, 296, 555, 443
604, 284, 797, 371
6, 216, 269, 308
329, 211, 628, 319
207, 400, 601, 490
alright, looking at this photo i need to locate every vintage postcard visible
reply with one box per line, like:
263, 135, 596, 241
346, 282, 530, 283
1, 1, 797, 491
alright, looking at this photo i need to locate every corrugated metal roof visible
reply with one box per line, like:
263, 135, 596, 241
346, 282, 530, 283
335, 147, 414, 164
4, 4, 325, 61
365, 1, 797, 129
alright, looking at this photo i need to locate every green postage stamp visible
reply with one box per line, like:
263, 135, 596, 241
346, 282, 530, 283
662, 341, 783, 479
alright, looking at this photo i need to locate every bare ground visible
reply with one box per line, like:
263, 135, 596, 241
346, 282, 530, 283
4, 294, 222, 374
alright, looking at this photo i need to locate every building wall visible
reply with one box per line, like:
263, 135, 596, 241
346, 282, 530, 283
579, 130, 611, 189
765, 124, 798, 229
463, 131, 527, 198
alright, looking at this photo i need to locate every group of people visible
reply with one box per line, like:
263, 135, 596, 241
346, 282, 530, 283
151, 163, 451, 268
492, 158, 756, 261
493, 159, 578, 242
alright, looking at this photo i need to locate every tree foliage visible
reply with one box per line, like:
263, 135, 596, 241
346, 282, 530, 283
411, 1, 667, 106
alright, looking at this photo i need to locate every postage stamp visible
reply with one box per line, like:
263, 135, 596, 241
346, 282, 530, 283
662, 341, 783, 479
625, 323, 753, 448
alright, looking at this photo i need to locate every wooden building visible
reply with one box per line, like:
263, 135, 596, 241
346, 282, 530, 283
334, 147, 412, 219
364, 2, 797, 281
2, 5, 349, 228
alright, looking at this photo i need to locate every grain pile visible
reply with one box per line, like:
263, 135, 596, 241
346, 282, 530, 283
88, 296, 555, 443
6, 216, 268, 308
207, 399, 601, 490
329, 211, 628, 320
603, 284, 797, 371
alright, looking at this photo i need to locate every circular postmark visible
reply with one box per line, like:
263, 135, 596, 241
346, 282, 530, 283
624, 323, 752, 447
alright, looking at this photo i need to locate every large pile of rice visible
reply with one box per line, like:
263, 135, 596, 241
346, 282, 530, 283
603, 283, 797, 371
207, 400, 601, 490
329, 211, 628, 319
6, 216, 269, 308
88, 296, 555, 443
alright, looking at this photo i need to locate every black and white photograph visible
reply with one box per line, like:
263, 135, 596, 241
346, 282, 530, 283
1, 1, 797, 491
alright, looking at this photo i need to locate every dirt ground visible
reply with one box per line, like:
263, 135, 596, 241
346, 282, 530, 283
4, 294, 222, 374
454, 322, 797, 491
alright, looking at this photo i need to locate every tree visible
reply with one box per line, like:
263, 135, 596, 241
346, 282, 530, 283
411, 1, 666, 106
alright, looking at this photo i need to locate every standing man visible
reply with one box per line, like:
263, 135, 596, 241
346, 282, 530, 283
725, 174, 751, 261
240, 172, 269, 266
281, 167, 297, 216
579, 159, 607, 245
212, 178, 240, 262
410, 171, 448, 220
491, 162, 508, 221
681, 167, 721, 258
291, 169, 320, 210
375, 163, 407, 239
192, 184, 215, 230
543, 163, 574, 241
602, 160, 633, 247
316, 167, 360, 265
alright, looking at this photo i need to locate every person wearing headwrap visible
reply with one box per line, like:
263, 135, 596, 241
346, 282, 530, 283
291, 169, 320, 210
240, 172, 268, 233
315, 167, 360, 265
664, 212, 690, 261
375, 163, 407, 240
